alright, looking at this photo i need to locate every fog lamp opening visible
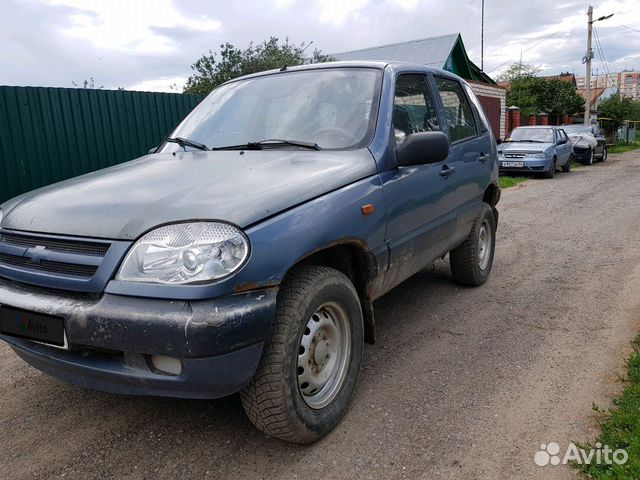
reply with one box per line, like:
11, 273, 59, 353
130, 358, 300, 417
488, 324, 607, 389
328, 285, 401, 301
150, 355, 182, 376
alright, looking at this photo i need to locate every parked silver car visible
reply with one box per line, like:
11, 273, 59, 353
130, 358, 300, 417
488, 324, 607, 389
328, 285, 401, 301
498, 126, 573, 179
561, 124, 608, 165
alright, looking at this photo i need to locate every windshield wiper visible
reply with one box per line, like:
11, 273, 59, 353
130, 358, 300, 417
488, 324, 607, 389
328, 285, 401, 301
166, 137, 209, 151
513, 139, 545, 143
211, 139, 322, 151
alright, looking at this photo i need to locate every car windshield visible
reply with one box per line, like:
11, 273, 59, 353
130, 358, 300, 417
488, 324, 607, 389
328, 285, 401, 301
509, 128, 554, 143
562, 125, 595, 135
160, 68, 382, 151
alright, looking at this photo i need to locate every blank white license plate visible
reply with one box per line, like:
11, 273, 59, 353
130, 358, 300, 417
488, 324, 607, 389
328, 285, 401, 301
502, 161, 524, 168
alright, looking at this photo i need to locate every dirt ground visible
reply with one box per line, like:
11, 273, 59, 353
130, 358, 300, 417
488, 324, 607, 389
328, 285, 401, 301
2, 151, 640, 479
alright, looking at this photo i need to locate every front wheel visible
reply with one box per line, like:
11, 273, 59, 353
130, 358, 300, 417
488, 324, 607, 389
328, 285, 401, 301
449, 203, 497, 286
586, 148, 594, 165
241, 266, 364, 444
601, 146, 608, 162
544, 158, 556, 179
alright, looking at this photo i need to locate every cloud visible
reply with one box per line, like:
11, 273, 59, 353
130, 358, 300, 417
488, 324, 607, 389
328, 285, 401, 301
44, 0, 221, 54
318, 0, 369, 25
2, 0, 640, 91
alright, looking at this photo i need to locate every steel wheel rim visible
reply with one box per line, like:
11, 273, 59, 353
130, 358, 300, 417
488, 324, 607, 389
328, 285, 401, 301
478, 220, 492, 271
297, 301, 351, 410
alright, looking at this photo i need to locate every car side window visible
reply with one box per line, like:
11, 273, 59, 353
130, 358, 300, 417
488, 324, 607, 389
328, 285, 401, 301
434, 77, 478, 142
560, 130, 568, 143
392, 74, 441, 145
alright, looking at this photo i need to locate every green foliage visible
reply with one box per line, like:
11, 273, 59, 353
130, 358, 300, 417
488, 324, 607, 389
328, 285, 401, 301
609, 142, 640, 154
599, 95, 640, 129
498, 175, 528, 188
183, 37, 334, 94
504, 67, 584, 118
575, 336, 640, 479
496, 61, 540, 82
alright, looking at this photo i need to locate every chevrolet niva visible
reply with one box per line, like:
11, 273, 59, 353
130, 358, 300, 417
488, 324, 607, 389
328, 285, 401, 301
0, 62, 500, 443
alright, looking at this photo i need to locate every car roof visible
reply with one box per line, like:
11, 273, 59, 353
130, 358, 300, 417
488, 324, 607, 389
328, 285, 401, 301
222, 60, 462, 85
513, 125, 558, 129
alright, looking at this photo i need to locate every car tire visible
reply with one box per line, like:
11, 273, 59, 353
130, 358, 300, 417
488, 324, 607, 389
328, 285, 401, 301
601, 146, 608, 161
586, 148, 594, 165
449, 203, 496, 286
543, 158, 556, 179
241, 265, 364, 444
562, 155, 572, 172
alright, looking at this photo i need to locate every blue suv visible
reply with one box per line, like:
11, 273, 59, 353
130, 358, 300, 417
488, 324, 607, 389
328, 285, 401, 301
0, 62, 500, 443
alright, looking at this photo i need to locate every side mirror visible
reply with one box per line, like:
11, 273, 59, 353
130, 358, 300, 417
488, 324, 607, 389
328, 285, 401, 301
397, 131, 450, 167
148, 146, 158, 154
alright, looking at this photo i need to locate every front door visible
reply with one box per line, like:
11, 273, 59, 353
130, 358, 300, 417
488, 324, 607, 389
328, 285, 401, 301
379, 73, 456, 291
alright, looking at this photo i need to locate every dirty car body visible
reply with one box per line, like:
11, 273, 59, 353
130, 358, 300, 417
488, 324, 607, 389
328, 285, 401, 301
0, 61, 500, 440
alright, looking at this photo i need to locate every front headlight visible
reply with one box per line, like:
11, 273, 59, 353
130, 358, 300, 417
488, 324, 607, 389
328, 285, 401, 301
528, 152, 548, 159
116, 222, 250, 285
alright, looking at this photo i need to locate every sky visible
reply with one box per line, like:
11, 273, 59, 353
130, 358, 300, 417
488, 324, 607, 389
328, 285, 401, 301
2, 0, 640, 92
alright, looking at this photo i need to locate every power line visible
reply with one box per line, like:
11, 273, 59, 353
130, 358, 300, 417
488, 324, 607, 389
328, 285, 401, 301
487, 31, 561, 74
622, 24, 640, 35
593, 26, 612, 85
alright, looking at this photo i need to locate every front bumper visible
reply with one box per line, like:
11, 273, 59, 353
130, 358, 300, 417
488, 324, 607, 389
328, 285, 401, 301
0, 278, 277, 399
573, 147, 592, 162
499, 157, 553, 173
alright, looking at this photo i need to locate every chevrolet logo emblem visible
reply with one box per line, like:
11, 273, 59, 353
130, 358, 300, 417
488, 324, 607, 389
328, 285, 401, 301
25, 245, 47, 264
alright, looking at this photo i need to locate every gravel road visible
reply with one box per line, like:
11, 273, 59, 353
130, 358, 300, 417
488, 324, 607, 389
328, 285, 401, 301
3, 151, 640, 480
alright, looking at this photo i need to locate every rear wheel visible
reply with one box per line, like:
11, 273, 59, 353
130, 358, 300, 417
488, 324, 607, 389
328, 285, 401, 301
450, 203, 496, 286
562, 154, 573, 172
241, 266, 364, 444
601, 146, 608, 161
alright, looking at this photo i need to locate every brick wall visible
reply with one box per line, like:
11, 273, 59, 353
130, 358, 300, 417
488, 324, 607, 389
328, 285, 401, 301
467, 81, 507, 140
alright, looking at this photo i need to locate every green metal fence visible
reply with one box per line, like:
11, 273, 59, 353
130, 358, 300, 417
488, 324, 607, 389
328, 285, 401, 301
0, 86, 204, 203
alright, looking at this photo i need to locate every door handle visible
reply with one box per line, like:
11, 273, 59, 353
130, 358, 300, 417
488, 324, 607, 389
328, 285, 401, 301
440, 165, 456, 177
479, 153, 490, 163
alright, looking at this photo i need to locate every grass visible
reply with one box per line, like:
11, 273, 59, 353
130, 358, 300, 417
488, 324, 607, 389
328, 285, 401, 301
499, 175, 528, 189
609, 142, 640, 155
574, 336, 640, 478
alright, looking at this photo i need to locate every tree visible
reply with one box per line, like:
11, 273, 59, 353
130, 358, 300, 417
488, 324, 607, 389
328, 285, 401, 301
537, 79, 584, 118
72, 77, 104, 89
496, 61, 540, 83
598, 94, 640, 129
183, 37, 334, 94
505, 73, 584, 118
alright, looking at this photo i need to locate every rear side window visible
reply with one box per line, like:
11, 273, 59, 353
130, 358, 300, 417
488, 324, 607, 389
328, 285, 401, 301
434, 77, 478, 142
392, 74, 441, 145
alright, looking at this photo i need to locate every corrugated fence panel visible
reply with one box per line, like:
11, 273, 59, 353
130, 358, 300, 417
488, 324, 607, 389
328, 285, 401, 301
0, 86, 204, 203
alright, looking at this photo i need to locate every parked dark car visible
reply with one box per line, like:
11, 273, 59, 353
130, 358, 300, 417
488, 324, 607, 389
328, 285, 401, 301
0, 62, 500, 443
498, 126, 572, 178
562, 123, 608, 165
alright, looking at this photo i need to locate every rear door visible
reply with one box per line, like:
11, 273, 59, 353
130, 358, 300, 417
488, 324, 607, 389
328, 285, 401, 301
432, 76, 492, 244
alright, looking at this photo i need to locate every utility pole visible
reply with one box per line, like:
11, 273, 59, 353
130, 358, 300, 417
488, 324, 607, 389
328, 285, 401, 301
584, 5, 593, 124
481, 0, 485, 71
584, 6, 614, 124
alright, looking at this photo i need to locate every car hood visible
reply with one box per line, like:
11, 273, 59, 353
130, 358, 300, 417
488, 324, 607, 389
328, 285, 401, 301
1, 149, 377, 240
499, 142, 554, 153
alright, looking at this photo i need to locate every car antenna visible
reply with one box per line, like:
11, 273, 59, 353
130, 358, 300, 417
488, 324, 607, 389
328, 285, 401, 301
280, 65, 287, 71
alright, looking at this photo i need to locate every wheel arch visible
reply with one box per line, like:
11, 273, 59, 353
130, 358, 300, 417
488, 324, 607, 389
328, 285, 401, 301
289, 242, 378, 344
